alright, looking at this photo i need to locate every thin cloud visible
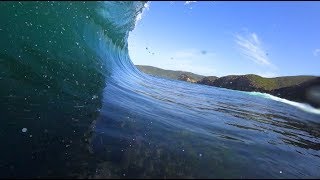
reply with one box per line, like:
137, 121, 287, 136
235, 32, 273, 67
313, 49, 320, 56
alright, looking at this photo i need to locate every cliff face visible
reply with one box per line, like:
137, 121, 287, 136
178, 74, 197, 83
196, 76, 218, 86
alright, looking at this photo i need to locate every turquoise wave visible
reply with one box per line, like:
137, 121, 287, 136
0, 1, 145, 178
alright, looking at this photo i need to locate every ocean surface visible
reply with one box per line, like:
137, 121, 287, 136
0, 2, 320, 178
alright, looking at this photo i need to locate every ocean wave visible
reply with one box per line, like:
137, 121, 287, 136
0, 2, 319, 178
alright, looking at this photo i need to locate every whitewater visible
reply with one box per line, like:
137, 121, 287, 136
0, 2, 319, 178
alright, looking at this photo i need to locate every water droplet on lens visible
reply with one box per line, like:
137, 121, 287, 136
22, 128, 27, 133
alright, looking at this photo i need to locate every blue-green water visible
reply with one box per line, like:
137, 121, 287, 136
0, 1, 319, 178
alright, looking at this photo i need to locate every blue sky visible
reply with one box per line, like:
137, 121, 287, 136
128, 1, 320, 77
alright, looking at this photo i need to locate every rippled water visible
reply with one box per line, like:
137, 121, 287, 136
91, 71, 320, 178
0, 1, 319, 178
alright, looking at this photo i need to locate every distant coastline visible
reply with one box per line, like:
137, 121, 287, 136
136, 65, 320, 108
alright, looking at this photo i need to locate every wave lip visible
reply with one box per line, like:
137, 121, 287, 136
247, 91, 320, 115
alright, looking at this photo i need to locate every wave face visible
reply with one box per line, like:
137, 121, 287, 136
1, 2, 320, 178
